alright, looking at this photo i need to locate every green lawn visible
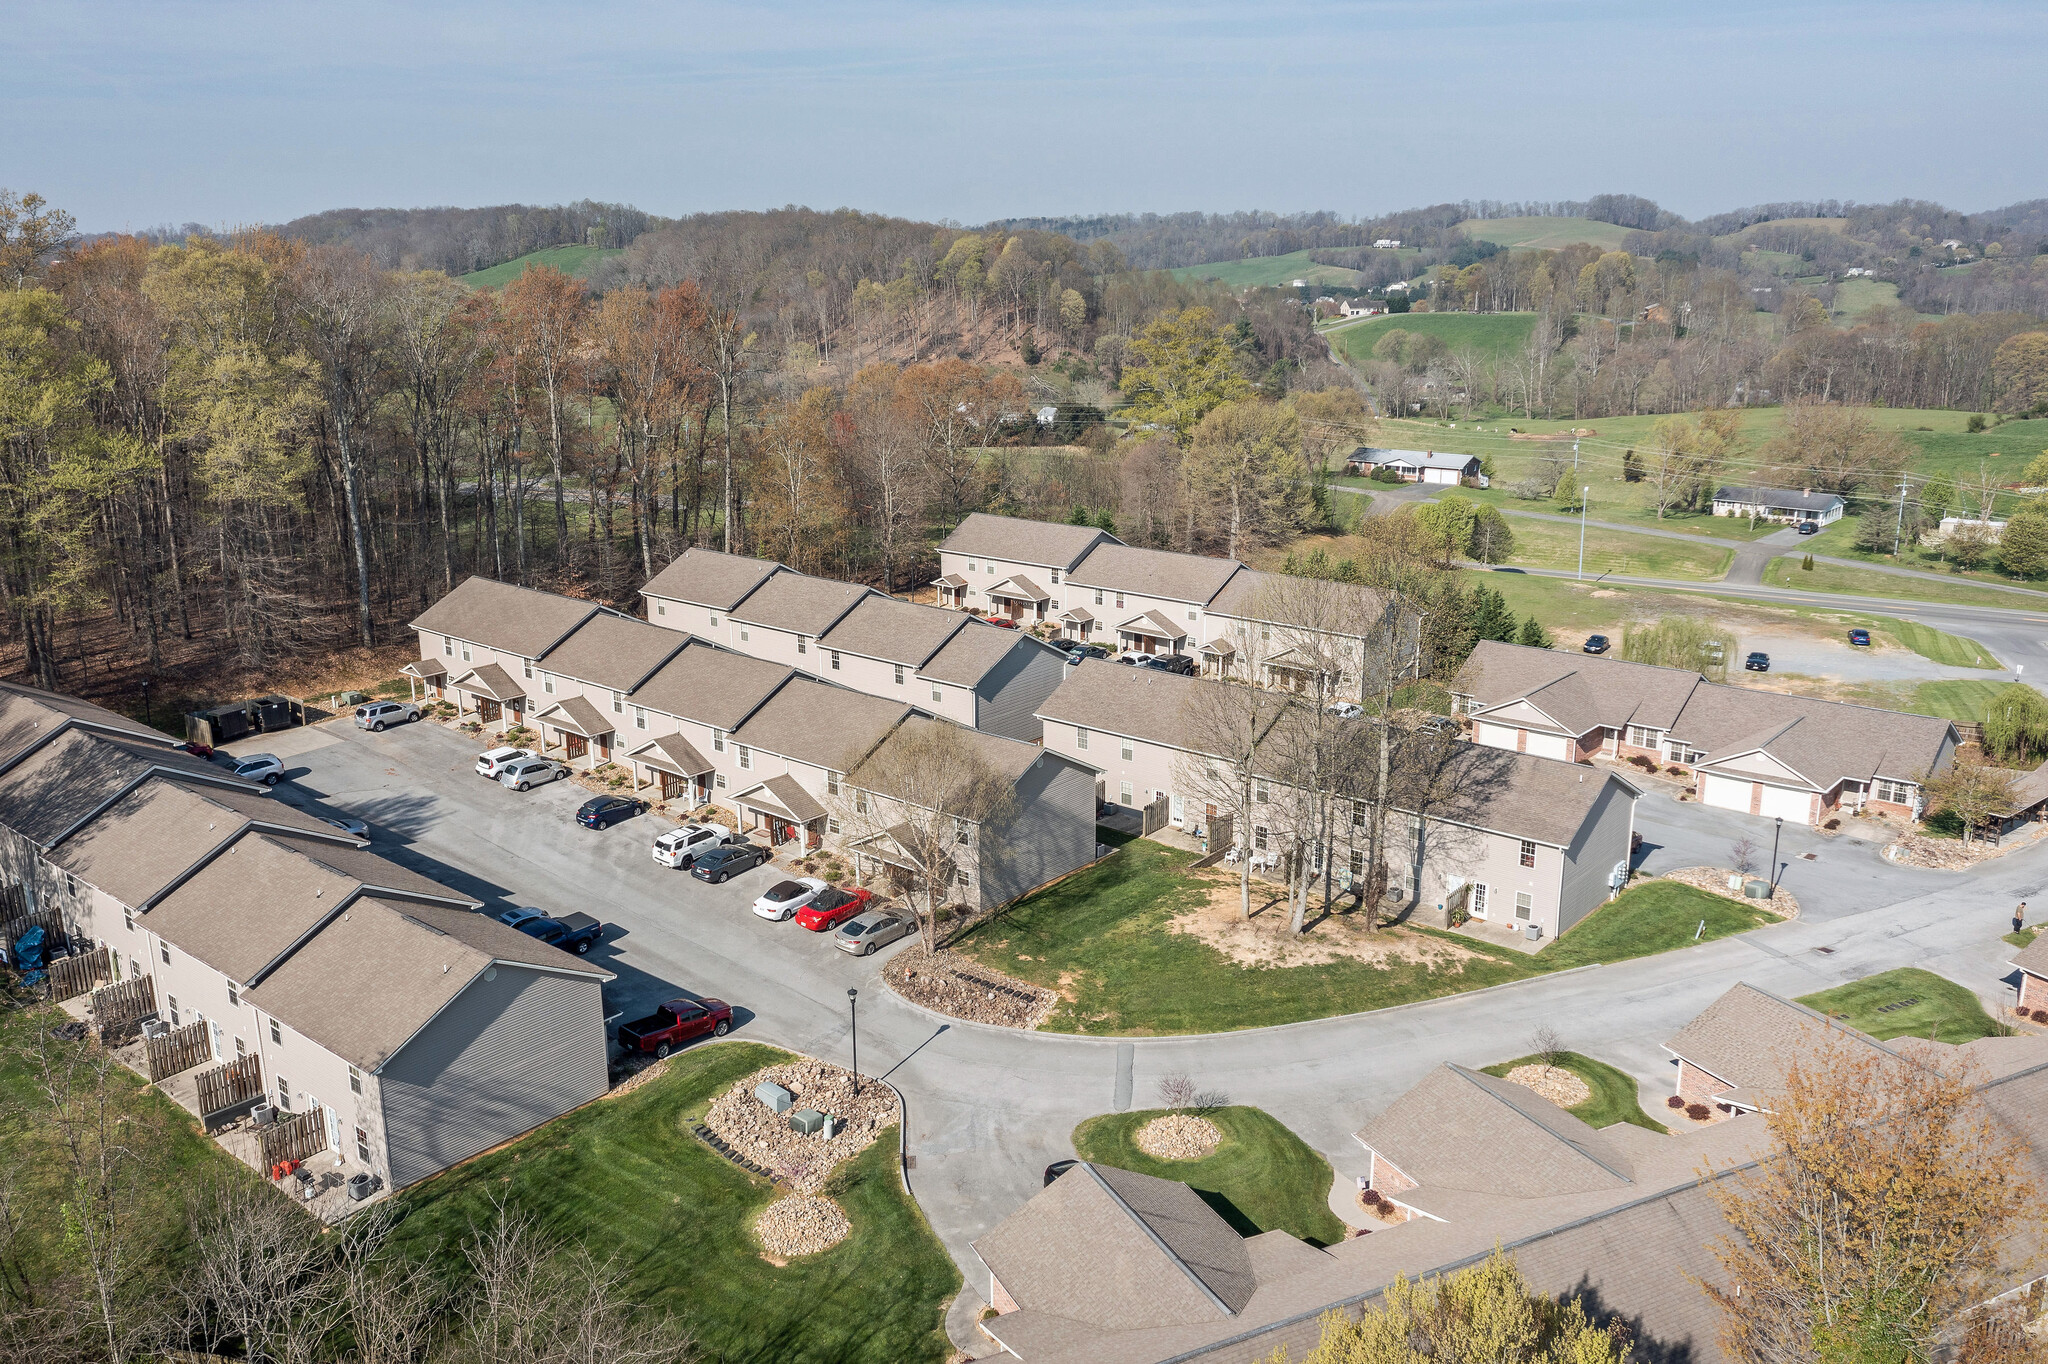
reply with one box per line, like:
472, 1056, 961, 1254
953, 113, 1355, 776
460, 245, 624, 290
1900, 679, 2012, 723
1478, 1051, 1665, 1133
1166, 249, 1374, 289
1800, 516, 2048, 596
1763, 557, 2032, 621
956, 839, 1775, 1035
1070, 1106, 1347, 1247
390, 1042, 958, 1364
1795, 968, 2003, 1044
1499, 513, 1732, 580
1457, 218, 1635, 252
1332, 312, 1538, 367
2006, 927, 2038, 949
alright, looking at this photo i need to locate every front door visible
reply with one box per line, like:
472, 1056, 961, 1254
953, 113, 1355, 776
565, 733, 588, 761
659, 771, 682, 801
477, 698, 501, 723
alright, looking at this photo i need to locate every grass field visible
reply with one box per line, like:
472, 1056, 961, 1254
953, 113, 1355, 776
1796, 516, 2048, 597
1167, 248, 1375, 289
1070, 1106, 1347, 1246
390, 1041, 958, 1364
2010, 927, 2039, 949
1763, 557, 2038, 619
956, 838, 1772, 1035
1331, 312, 1538, 367
461, 244, 623, 289
1795, 967, 2002, 1043
1458, 217, 1635, 252
1478, 1051, 1665, 1133
1346, 476, 1784, 543
1498, 513, 1734, 579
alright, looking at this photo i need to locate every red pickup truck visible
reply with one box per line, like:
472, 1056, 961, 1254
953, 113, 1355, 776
616, 998, 732, 1059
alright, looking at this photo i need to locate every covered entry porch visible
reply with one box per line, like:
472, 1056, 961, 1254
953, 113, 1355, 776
449, 663, 526, 731
1057, 606, 1096, 642
401, 658, 448, 703
1116, 609, 1187, 657
627, 733, 715, 805
533, 696, 616, 769
732, 773, 828, 850
986, 574, 1051, 623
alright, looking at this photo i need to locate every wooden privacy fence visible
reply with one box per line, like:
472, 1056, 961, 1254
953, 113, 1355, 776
260, 1109, 328, 1168
146, 1020, 211, 1081
47, 946, 110, 1002
91, 974, 157, 1044
0, 891, 64, 953
195, 1053, 263, 1118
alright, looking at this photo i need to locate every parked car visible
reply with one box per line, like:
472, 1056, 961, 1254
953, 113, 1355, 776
1044, 1159, 1079, 1186
690, 843, 771, 884
795, 885, 874, 932
576, 794, 646, 829
322, 816, 370, 839
493, 905, 548, 929
984, 615, 1018, 629
1582, 634, 1610, 654
180, 741, 215, 760
353, 700, 419, 731
1142, 654, 1196, 676
752, 877, 828, 922
1325, 701, 1365, 719
513, 912, 604, 955
1847, 628, 1871, 647
475, 746, 535, 779
498, 756, 569, 791
1744, 651, 1771, 672
833, 907, 916, 956
615, 997, 732, 1059
1114, 655, 1139, 666
651, 822, 735, 869
1415, 715, 1460, 738
1796, 521, 1819, 535
230, 753, 284, 786
1064, 643, 1111, 665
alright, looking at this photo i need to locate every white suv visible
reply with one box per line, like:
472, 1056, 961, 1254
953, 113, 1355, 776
652, 822, 735, 869
231, 753, 284, 787
475, 746, 535, 779
354, 700, 419, 731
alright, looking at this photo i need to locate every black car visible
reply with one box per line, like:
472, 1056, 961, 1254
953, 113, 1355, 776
1044, 1159, 1079, 1186
1144, 654, 1196, 676
514, 912, 604, 955
1745, 651, 1770, 672
1065, 643, 1111, 665
576, 794, 645, 829
1796, 521, 1819, 535
690, 843, 770, 884
1582, 634, 1609, 654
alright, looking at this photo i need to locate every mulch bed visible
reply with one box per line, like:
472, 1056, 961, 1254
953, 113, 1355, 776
1134, 1114, 1223, 1161
1661, 866, 1799, 918
882, 949, 1057, 1029
703, 1061, 897, 1194
1884, 833, 2002, 870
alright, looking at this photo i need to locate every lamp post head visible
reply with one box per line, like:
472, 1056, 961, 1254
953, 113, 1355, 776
847, 988, 857, 1000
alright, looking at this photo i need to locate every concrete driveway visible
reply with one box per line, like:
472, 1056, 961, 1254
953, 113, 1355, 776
240, 716, 2048, 1353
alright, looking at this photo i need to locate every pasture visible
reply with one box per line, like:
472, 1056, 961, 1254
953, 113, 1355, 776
1457, 217, 1634, 251
1331, 311, 1537, 366
460, 244, 623, 289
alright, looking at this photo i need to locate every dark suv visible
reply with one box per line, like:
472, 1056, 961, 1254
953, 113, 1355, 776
576, 795, 646, 829
1142, 654, 1197, 676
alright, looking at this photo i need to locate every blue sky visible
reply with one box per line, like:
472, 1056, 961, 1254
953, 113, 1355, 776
8, 1, 2045, 233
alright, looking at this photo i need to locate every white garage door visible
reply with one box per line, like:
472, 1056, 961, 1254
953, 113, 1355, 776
1700, 773, 1753, 813
1473, 723, 1520, 752
1523, 731, 1570, 761
1757, 783, 1813, 823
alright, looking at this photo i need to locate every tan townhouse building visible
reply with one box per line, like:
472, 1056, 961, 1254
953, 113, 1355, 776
931, 513, 1119, 620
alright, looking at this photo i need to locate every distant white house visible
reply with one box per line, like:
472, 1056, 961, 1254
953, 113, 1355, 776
1710, 486, 1846, 526
1035, 405, 1058, 426
1842, 267, 1874, 278
1373, 238, 1402, 249
1339, 299, 1383, 318
1385, 280, 1411, 293
1940, 239, 1965, 250
1290, 279, 1308, 288
1347, 448, 1485, 487
1926, 517, 2006, 546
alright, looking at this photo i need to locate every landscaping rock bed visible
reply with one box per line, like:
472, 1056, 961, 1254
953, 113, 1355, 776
883, 949, 1058, 1029
753, 1194, 851, 1258
1661, 866, 1799, 918
1884, 834, 2001, 870
1503, 1064, 1591, 1110
1134, 1113, 1223, 1161
704, 1061, 896, 1194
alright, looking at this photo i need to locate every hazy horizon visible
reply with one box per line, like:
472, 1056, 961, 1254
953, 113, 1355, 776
10, 0, 2045, 234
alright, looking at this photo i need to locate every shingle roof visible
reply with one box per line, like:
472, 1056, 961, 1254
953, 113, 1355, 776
1353, 447, 1480, 472
918, 620, 1038, 687
851, 714, 1047, 807
1355, 1064, 1635, 1199
535, 694, 613, 738
408, 575, 602, 660
450, 662, 526, 703
1715, 486, 1847, 513
628, 733, 714, 777
1118, 608, 1187, 640
535, 614, 688, 693
0, 681, 166, 762
1205, 569, 1392, 633
0, 728, 248, 849
734, 773, 827, 824
939, 512, 1119, 570
988, 573, 1052, 602
1663, 982, 1895, 1101
731, 677, 910, 771
1069, 543, 1243, 606
1459, 640, 1700, 734
728, 572, 872, 636
1038, 658, 1259, 753
818, 594, 968, 667
630, 641, 796, 733
638, 547, 784, 610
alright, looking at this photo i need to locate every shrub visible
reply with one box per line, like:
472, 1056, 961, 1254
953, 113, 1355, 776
2034, 1009, 2048, 1024
1665, 765, 1686, 776
1684, 1102, 1711, 1121
1628, 754, 1656, 771
1362, 1188, 1383, 1206
1666, 1095, 1687, 1110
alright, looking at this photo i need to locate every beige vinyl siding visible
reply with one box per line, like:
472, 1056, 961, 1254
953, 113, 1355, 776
378, 966, 607, 1189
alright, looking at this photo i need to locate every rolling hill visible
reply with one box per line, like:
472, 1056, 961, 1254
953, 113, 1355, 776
459, 244, 623, 289
1166, 248, 1368, 288
1457, 217, 1635, 251
1330, 311, 1538, 365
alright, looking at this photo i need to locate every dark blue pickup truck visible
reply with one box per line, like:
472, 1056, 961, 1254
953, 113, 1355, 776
514, 912, 604, 956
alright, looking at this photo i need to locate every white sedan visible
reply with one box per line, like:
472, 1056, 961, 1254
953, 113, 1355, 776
475, 746, 535, 779
750, 877, 829, 922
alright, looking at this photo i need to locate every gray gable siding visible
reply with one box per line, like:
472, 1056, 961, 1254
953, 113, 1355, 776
975, 639, 1070, 743
977, 755, 1098, 910
378, 964, 607, 1189
1558, 777, 1635, 934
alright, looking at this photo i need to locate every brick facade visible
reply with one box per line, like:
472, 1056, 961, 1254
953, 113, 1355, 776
1676, 1058, 1734, 1101
2021, 969, 2047, 1014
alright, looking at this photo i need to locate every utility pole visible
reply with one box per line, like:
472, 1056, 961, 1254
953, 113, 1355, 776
1892, 474, 1910, 556
1578, 486, 1590, 580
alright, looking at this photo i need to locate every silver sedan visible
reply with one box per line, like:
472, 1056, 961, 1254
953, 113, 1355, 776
833, 908, 916, 956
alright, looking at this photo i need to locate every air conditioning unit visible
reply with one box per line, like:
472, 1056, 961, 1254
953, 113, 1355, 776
251, 1103, 277, 1127
141, 1019, 170, 1040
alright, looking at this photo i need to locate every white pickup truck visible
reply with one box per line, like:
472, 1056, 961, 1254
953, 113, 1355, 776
651, 822, 737, 870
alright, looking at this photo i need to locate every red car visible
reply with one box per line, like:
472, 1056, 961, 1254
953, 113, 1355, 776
795, 885, 874, 932
615, 997, 732, 1059
984, 615, 1018, 629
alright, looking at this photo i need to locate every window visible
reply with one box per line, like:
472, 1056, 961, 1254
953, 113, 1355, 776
522, 658, 534, 679
739, 627, 749, 642
634, 706, 646, 730
931, 686, 942, 703
270, 1018, 282, 1045
714, 773, 727, 790
826, 816, 841, 835
1094, 588, 1104, 606
955, 867, 972, 887
1627, 724, 1657, 748
656, 603, 666, 616
797, 636, 807, 654
827, 771, 840, 795
226, 984, 238, 1008
854, 789, 869, 814
347, 1065, 362, 1095
1254, 778, 1270, 804
1518, 839, 1537, 868
542, 673, 555, 695
65, 872, 79, 897
1075, 726, 1088, 750
1187, 608, 1197, 622
709, 614, 719, 628
443, 635, 453, 656
612, 690, 624, 714
159, 942, 170, 965
1050, 569, 1061, 585
1515, 892, 1533, 921
1119, 781, 1133, 806
1114, 592, 1125, 608
1351, 800, 1368, 831
954, 817, 971, 842
123, 907, 133, 931
967, 560, 977, 572
1348, 848, 1364, 879
1873, 778, 1915, 805
737, 746, 752, 771
235, 1035, 246, 1058
276, 1077, 291, 1110
355, 1126, 371, 1163
1253, 825, 1269, 852
1471, 883, 1489, 916
893, 664, 905, 684
829, 650, 841, 670
712, 730, 726, 753
987, 562, 996, 574
166, 995, 179, 1026
1120, 738, 1133, 761
1260, 623, 1272, 641
461, 643, 472, 662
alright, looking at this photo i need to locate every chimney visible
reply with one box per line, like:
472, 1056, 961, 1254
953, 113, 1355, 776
1803, 488, 1811, 497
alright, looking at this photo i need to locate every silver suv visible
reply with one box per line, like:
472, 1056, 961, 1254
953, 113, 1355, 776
497, 756, 569, 791
354, 700, 419, 731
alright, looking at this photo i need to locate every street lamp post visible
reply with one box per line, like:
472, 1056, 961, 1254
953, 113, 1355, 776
1577, 486, 1590, 581
1768, 817, 1783, 894
140, 678, 152, 730
847, 987, 860, 1095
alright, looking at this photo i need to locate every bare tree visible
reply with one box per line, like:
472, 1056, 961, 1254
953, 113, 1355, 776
1156, 1071, 1196, 1111
1730, 835, 1758, 878
1174, 650, 1295, 922
1530, 1024, 1568, 1073
178, 1178, 335, 1364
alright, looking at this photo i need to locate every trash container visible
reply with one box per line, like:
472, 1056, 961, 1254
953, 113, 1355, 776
788, 1109, 826, 1136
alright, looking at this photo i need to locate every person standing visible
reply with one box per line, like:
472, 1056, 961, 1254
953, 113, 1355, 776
2017, 901, 2029, 936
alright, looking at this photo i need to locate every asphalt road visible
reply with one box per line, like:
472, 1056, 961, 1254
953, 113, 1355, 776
248, 718, 2045, 1354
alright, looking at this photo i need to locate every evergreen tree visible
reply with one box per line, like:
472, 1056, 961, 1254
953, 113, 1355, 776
1068, 505, 1091, 525
1516, 616, 1554, 649
1470, 586, 1517, 644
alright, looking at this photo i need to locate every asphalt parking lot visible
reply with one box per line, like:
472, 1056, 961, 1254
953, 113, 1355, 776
224, 717, 908, 1056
